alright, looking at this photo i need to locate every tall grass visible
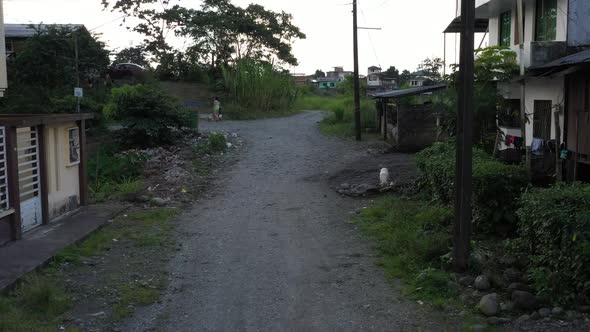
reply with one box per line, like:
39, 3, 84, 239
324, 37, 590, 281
222, 59, 297, 113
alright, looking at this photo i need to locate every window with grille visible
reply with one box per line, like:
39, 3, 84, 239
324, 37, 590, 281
499, 11, 512, 47
533, 100, 552, 140
535, 0, 557, 41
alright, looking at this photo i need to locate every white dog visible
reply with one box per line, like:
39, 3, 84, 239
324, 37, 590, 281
379, 168, 390, 187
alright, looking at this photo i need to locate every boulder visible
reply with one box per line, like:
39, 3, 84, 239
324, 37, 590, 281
552, 307, 564, 318
150, 197, 167, 207
459, 276, 475, 287
508, 282, 535, 295
515, 314, 530, 325
500, 301, 514, 312
487, 317, 511, 325
474, 275, 491, 291
531, 311, 541, 320
538, 308, 552, 318
503, 268, 522, 283
478, 293, 499, 317
499, 255, 518, 266
512, 291, 538, 310
470, 324, 486, 332
489, 273, 508, 289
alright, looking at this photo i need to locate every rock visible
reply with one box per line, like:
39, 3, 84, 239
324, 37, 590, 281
226, 143, 233, 148
503, 268, 522, 283
478, 293, 499, 317
150, 197, 167, 207
578, 305, 590, 313
487, 317, 511, 325
508, 282, 535, 295
538, 308, 552, 318
459, 276, 475, 287
512, 290, 538, 310
499, 255, 518, 266
500, 301, 514, 312
470, 324, 486, 332
475, 275, 491, 291
566, 310, 578, 321
137, 195, 151, 203
531, 311, 541, 320
489, 273, 508, 289
458, 310, 468, 317
515, 314, 530, 325
552, 307, 564, 317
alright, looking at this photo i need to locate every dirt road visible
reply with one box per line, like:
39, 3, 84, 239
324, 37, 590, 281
126, 111, 453, 331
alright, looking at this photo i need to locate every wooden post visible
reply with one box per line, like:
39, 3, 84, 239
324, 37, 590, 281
353, 0, 361, 141
78, 120, 89, 205
5, 126, 21, 240
383, 99, 388, 140
37, 125, 49, 224
554, 109, 562, 182
454, 0, 475, 272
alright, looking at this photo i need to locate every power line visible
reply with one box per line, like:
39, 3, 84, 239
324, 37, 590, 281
88, 14, 128, 32
359, 3, 382, 68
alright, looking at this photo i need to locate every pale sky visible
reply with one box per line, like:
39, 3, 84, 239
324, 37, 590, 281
5, 0, 484, 75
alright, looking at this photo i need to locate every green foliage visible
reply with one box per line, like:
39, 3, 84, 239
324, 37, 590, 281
193, 132, 227, 154
516, 183, 590, 306
114, 45, 150, 68
0, 25, 110, 114
416, 142, 528, 234
358, 197, 456, 305
113, 283, 161, 321
105, 84, 191, 147
221, 58, 297, 113
417, 57, 444, 81
295, 95, 377, 138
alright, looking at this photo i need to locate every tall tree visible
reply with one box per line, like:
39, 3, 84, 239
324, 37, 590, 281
314, 69, 325, 78
384, 66, 399, 80
417, 57, 444, 80
114, 45, 150, 67
399, 69, 411, 86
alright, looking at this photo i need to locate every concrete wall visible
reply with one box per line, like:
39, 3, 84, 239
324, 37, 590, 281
568, 0, 590, 47
487, 0, 569, 68
396, 104, 439, 151
44, 122, 80, 220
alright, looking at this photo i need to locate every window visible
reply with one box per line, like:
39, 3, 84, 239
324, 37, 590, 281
535, 0, 557, 41
533, 100, 552, 139
499, 11, 512, 46
68, 128, 80, 165
411, 81, 418, 86
330, 83, 335, 87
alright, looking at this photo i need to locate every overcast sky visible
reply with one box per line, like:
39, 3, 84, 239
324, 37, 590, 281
5, 0, 482, 75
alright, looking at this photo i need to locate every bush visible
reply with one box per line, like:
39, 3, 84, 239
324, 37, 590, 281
105, 84, 190, 147
516, 183, 590, 306
416, 142, 528, 234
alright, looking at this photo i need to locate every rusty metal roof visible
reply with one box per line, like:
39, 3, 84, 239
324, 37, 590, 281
370, 84, 447, 99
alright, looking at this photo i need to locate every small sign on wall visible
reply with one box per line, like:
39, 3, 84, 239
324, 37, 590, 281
68, 127, 80, 166
74, 87, 83, 98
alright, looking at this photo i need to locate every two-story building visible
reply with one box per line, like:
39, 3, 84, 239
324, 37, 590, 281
367, 66, 398, 94
449, 0, 590, 180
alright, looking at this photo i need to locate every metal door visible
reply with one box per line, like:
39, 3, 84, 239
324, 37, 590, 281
0, 127, 9, 212
17, 127, 42, 232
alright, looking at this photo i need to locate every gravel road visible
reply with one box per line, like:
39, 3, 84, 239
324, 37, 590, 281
126, 111, 455, 331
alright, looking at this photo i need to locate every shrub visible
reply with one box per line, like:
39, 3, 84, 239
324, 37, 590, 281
207, 133, 227, 153
516, 183, 590, 306
416, 141, 528, 234
105, 84, 190, 147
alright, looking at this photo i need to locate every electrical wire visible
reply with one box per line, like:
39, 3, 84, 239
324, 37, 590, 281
359, 2, 382, 69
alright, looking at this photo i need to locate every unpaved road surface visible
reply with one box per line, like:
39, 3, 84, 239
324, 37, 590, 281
126, 111, 454, 331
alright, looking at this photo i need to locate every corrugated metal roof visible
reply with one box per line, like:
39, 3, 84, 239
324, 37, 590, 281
370, 84, 447, 98
5, 24, 85, 38
531, 48, 590, 70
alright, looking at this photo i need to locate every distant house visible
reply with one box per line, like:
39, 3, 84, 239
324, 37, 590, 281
291, 73, 311, 86
408, 72, 430, 87
5, 24, 86, 58
312, 66, 353, 89
326, 66, 353, 81
367, 66, 398, 94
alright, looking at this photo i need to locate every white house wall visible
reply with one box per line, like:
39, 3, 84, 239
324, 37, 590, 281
524, 78, 565, 145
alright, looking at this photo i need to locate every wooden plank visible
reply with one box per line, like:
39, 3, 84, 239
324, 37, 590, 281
5, 126, 22, 240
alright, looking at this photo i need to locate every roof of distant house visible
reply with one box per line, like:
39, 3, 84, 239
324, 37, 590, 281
368, 66, 381, 70
5, 24, 85, 38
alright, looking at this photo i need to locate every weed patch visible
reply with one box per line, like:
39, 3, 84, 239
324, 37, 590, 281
112, 283, 161, 321
357, 196, 456, 306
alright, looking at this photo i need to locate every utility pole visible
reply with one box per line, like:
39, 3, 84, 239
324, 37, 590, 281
517, 0, 530, 171
453, 0, 475, 272
352, 0, 361, 141
74, 32, 81, 113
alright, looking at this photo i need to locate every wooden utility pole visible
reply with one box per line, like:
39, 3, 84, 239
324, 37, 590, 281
353, 0, 361, 141
517, 0, 530, 170
74, 32, 81, 113
453, 0, 475, 272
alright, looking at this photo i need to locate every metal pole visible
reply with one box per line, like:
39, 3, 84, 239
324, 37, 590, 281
517, 0, 529, 170
453, 0, 475, 272
353, 0, 361, 141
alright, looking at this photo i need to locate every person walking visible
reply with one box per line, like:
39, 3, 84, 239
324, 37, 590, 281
212, 97, 222, 121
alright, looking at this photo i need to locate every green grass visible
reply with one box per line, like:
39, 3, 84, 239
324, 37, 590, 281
91, 179, 144, 203
294, 94, 377, 139
112, 283, 161, 321
0, 275, 73, 332
357, 196, 456, 306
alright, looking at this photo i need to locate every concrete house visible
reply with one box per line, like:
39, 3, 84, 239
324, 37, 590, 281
451, 0, 590, 179
5, 24, 86, 58
367, 66, 398, 94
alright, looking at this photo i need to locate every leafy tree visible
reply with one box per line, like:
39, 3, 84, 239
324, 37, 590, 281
384, 66, 399, 81
314, 69, 326, 78
417, 57, 444, 80
399, 69, 411, 86
114, 45, 150, 67
0, 24, 110, 113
